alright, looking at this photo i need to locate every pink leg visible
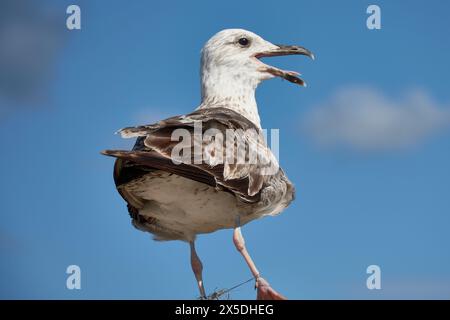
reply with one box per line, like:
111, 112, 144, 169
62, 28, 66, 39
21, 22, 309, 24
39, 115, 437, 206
233, 227, 260, 278
233, 226, 287, 300
189, 241, 206, 298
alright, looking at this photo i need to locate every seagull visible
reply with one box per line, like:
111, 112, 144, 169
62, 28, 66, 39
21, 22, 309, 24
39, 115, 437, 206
102, 29, 313, 300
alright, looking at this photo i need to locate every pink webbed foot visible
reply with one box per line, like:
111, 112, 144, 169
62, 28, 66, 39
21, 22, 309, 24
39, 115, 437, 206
256, 277, 287, 300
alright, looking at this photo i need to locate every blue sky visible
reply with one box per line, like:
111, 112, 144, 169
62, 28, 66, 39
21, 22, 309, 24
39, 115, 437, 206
1, 0, 450, 299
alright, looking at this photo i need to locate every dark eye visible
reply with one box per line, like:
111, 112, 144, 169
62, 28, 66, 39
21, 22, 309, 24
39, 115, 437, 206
238, 37, 250, 47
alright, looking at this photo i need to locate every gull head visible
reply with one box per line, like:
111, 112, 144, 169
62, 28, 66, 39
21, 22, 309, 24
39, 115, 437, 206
200, 29, 314, 101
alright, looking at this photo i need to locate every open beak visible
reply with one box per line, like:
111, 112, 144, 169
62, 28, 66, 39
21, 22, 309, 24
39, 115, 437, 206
254, 45, 314, 87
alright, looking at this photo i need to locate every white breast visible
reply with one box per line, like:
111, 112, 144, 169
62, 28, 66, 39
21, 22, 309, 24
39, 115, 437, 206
123, 171, 241, 241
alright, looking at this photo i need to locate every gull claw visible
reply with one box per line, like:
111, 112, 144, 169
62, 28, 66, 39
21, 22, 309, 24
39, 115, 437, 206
256, 277, 287, 300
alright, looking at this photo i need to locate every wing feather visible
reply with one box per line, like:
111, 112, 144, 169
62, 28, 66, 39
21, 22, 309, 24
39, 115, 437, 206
102, 107, 281, 209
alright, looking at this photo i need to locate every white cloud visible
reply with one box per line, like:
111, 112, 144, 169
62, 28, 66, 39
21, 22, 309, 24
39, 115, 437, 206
302, 86, 450, 151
